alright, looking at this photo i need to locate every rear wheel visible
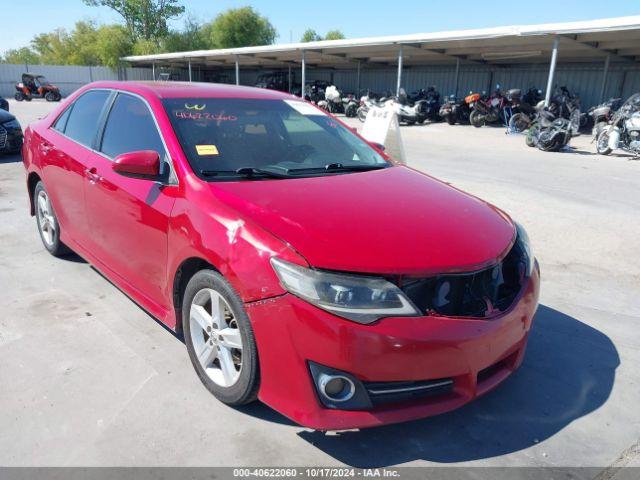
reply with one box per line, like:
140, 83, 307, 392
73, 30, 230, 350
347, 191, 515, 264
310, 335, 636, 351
469, 110, 484, 128
446, 115, 456, 125
183, 270, 259, 406
596, 130, 613, 155
34, 182, 70, 257
45, 92, 56, 102
509, 113, 531, 133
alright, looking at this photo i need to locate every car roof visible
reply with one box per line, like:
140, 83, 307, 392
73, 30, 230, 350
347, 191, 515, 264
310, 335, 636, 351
84, 81, 297, 100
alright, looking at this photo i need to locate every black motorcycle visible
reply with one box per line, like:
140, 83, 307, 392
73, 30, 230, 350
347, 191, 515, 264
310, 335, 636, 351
439, 94, 470, 125
526, 106, 581, 152
507, 88, 544, 133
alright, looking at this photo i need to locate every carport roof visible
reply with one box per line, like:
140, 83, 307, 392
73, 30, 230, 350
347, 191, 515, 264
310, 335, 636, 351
122, 16, 640, 69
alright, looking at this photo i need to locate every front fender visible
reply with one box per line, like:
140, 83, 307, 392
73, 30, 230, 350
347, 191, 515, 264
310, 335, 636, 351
167, 181, 308, 311
607, 126, 621, 150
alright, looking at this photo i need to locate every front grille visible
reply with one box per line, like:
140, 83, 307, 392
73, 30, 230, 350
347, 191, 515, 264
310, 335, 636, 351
0, 126, 7, 149
364, 378, 454, 406
401, 236, 528, 318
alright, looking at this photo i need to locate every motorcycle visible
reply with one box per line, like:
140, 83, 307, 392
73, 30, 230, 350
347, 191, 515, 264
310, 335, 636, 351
526, 106, 581, 152
413, 86, 441, 122
393, 88, 430, 125
357, 91, 393, 122
595, 93, 640, 157
588, 97, 623, 137
318, 85, 344, 114
439, 95, 471, 125
469, 86, 507, 127
507, 88, 544, 133
343, 94, 359, 118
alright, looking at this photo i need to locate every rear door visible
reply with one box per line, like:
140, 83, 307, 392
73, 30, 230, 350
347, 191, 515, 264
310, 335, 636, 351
83, 91, 177, 311
40, 89, 112, 245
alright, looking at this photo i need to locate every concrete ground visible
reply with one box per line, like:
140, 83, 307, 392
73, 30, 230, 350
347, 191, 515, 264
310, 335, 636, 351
0, 98, 638, 470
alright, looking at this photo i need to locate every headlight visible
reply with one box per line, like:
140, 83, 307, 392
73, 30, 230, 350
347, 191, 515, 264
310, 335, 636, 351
3, 120, 20, 130
270, 258, 420, 324
515, 222, 534, 277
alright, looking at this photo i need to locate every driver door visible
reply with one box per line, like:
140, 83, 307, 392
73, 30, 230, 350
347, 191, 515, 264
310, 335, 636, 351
83, 92, 177, 311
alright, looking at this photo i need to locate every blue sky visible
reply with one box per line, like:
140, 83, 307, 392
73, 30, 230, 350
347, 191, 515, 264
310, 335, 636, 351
3, 0, 639, 53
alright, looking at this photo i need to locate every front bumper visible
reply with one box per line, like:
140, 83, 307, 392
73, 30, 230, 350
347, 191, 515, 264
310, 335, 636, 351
247, 263, 540, 430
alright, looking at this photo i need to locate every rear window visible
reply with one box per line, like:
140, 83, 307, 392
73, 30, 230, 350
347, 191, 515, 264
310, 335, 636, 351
163, 97, 386, 179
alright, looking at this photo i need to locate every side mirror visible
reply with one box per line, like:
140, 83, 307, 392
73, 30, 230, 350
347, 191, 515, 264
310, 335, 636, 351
113, 150, 161, 180
370, 142, 385, 151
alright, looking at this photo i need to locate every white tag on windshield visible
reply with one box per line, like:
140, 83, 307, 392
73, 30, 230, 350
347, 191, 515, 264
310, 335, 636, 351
284, 100, 325, 116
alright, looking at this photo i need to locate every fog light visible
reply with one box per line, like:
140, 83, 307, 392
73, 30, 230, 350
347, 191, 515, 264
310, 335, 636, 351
318, 374, 355, 402
308, 361, 372, 410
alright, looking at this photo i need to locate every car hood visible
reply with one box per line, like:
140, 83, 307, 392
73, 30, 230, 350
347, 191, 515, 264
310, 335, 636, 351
210, 166, 515, 276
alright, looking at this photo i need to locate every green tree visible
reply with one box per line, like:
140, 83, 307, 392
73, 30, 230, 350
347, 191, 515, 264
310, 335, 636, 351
300, 29, 322, 42
324, 30, 345, 40
2, 47, 41, 64
202, 7, 277, 49
82, 0, 185, 41
132, 38, 161, 55
95, 24, 134, 67
161, 16, 207, 52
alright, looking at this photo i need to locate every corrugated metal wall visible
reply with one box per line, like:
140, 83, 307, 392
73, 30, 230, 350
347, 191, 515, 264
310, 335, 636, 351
2, 61, 638, 109
0, 63, 153, 97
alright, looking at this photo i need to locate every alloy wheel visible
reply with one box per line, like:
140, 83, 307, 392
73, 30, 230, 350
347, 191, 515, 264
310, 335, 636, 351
36, 190, 56, 247
189, 288, 243, 387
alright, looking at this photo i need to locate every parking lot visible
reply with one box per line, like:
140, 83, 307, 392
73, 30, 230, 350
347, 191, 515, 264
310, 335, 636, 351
1, 98, 639, 470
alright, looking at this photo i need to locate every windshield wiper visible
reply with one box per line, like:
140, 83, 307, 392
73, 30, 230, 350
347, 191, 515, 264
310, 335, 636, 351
287, 163, 389, 173
200, 166, 293, 179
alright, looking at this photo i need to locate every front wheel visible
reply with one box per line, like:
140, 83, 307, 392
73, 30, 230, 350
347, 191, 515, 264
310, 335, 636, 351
446, 115, 456, 125
34, 181, 70, 257
14, 92, 24, 101
596, 130, 613, 155
183, 270, 260, 406
469, 110, 484, 128
509, 113, 531, 133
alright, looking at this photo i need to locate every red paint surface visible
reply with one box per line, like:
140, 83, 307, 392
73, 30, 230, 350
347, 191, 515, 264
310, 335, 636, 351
23, 81, 539, 429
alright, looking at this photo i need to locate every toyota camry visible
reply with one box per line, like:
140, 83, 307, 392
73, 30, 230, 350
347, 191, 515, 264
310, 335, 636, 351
22, 81, 539, 430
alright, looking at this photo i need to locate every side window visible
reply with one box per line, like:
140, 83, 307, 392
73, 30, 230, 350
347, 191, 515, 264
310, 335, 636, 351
64, 90, 111, 147
100, 93, 165, 159
52, 106, 72, 133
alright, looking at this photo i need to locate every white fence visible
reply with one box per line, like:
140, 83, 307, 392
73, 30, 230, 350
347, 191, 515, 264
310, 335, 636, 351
0, 63, 153, 98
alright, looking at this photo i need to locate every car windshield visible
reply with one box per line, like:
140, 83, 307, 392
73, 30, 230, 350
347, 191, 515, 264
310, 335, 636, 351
36, 76, 50, 85
163, 97, 388, 180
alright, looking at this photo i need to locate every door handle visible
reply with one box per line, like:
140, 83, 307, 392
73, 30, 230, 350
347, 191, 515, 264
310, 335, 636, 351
85, 167, 101, 183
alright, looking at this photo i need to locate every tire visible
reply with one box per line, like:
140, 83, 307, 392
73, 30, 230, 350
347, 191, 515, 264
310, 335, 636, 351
446, 115, 456, 126
357, 108, 367, 123
183, 269, 259, 406
593, 121, 608, 138
345, 104, 357, 118
525, 124, 539, 147
34, 181, 70, 257
596, 130, 613, 155
45, 92, 56, 102
24, 95, 32, 102
509, 113, 531, 133
14, 92, 23, 101
469, 110, 484, 128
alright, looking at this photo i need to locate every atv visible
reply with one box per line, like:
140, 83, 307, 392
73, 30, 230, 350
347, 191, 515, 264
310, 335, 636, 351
14, 73, 61, 102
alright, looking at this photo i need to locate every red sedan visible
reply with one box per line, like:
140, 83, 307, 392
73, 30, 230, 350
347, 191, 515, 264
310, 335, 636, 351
22, 81, 539, 430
